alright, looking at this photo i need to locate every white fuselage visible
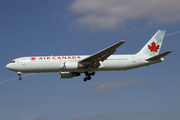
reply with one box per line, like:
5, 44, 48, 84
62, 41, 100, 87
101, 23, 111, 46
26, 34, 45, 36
6, 54, 163, 73
5, 30, 171, 81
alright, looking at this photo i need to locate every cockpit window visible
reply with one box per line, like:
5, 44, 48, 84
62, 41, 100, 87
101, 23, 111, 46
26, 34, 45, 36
11, 61, 15, 63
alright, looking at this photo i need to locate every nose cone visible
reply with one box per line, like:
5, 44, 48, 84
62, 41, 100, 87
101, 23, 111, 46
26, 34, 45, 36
6, 63, 12, 70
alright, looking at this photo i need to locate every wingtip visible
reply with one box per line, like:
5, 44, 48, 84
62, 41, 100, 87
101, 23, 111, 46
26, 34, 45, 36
168, 50, 173, 53
119, 40, 126, 43
159, 29, 166, 31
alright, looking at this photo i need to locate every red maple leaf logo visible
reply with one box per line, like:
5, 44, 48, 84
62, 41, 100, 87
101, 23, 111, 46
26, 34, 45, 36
148, 42, 160, 52
30, 57, 36, 60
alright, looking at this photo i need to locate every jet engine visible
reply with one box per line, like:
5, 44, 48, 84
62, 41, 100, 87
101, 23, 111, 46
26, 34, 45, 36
60, 72, 81, 78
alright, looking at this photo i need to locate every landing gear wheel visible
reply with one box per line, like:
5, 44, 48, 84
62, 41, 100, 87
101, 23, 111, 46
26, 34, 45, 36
19, 77, 22, 80
83, 71, 95, 81
87, 76, 91, 80
84, 78, 88, 82
17, 72, 22, 80
91, 72, 95, 76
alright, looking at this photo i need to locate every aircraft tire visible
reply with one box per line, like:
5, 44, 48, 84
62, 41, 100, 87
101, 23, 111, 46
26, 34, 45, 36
87, 76, 91, 80
19, 77, 22, 80
91, 72, 95, 76
84, 78, 87, 82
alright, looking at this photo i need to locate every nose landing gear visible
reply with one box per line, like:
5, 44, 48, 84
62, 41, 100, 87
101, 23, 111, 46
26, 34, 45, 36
84, 71, 95, 82
17, 72, 22, 80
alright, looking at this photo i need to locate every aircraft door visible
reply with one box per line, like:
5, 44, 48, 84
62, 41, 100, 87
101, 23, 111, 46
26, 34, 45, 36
21, 59, 26, 65
132, 56, 136, 63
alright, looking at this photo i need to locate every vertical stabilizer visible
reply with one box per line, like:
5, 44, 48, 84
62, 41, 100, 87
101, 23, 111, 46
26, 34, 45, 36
137, 30, 166, 57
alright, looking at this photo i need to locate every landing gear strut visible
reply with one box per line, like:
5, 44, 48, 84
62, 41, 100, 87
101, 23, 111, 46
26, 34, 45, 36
84, 71, 95, 82
17, 72, 22, 80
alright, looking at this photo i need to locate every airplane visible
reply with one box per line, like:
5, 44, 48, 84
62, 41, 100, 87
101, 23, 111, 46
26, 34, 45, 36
6, 30, 172, 82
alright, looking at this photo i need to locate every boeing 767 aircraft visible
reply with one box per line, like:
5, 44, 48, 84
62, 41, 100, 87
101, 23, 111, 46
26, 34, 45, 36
6, 30, 172, 81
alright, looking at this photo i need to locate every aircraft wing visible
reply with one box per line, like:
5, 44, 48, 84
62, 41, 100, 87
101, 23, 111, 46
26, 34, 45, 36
79, 41, 126, 68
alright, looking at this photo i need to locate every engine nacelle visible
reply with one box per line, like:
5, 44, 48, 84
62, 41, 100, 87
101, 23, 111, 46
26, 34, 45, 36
60, 72, 81, 79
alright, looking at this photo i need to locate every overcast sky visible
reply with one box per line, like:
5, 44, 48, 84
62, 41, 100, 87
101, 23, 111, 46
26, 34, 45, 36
1, 0, 180, 120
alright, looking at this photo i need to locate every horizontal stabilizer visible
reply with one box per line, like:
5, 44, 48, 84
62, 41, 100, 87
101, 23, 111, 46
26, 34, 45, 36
146, 50, 173, 61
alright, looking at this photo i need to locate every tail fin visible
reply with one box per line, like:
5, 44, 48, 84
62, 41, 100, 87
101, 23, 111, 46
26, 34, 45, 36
137, 30, 166, 57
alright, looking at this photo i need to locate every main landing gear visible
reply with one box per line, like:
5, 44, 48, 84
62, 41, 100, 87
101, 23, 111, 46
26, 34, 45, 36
17, 72, 22, 80
84, 71, 95, 82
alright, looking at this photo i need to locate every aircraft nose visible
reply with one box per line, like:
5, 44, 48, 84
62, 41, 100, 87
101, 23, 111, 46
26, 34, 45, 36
6, 63, 12, 70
